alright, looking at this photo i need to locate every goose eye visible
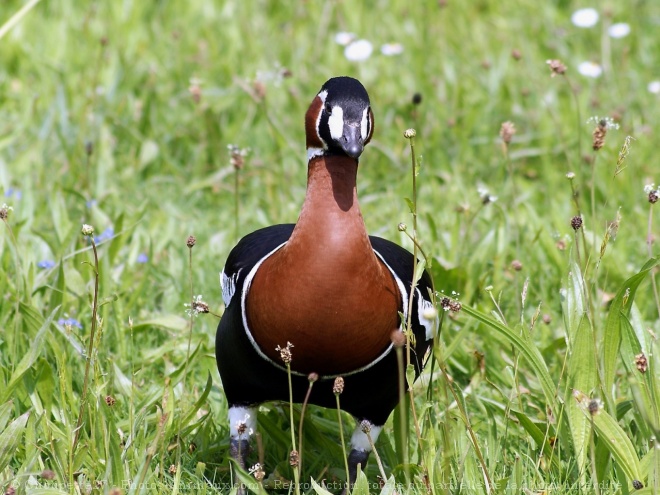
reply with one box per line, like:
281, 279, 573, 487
324, 104, 332, 115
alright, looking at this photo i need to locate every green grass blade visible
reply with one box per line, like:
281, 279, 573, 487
567, 316, 597, 476
576, 397, 643, 483
1, 305, 58, 403
603, 258, 659, 398
0, 411, 29, 472
462, 305, 556, 408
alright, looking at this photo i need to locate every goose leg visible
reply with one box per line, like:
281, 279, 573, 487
340, 422, 383, 494
228, 406, 257, 494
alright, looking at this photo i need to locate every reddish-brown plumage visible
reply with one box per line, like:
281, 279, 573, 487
305, 96, 325, 150
246, 154, 400, 375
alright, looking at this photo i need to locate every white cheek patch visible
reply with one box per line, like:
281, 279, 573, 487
361, 107, 369, 141
328, 106, 344, 140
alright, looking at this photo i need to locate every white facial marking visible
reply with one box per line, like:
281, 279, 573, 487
361, 107, 369, 141
317, 89, 328, 103
229, 406, 257, 439
350, 424, 383, 452
328, 105, 344, 140
417, 288, 438, 340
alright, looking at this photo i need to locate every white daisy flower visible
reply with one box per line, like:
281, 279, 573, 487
380, 43, 404, 56
571, 8, 599, 28
578, 61, 603, 78
648, 81, 660, 94
608, 22, 630, 38
344, 39, 373, 62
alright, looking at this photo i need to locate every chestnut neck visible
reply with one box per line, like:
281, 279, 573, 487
286, 154, 372, 259
245, 152, 401, 374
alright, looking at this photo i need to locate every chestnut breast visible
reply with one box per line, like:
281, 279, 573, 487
245, 238, 401, 376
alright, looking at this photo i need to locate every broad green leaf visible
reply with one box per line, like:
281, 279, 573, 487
564, 260, 585, 345
603, 258, 659, 398
575, 394, 643, 482
139, 139, 159, 168
310, 478, 334, 495
412, 257, 426, 286
0, 401, 13, 432
48, 261, 65, 317
2, 305, 58, 402
567, 316, 597, 476
405, 363, 416, 390
51, 191, 73, 248
404, 197, 414, 215
108, 212, 125, 264
392, 393, 410, 466
620, 315, 658, 435
351, 467, 370, 495
511, 411, 560, 472
0, 412, 29, 472
379, 475, 397, 495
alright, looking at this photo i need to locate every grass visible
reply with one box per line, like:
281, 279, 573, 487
1, 0, 660, 493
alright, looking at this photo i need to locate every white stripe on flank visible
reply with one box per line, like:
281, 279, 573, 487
240, 242, 289, 369
221, 268, 241, 307
417, 288, 438, 340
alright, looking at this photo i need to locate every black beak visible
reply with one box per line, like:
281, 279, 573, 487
340, 124, 364, 159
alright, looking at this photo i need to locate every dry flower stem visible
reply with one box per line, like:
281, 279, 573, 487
72, 236, 100, 471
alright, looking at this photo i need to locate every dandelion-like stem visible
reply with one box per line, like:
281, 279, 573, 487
334, 394, 350, 490
647, 205, 660, 319
364, 427, 387, 482
175, 239, 197, 477
405, 132, 419, 369
589, 415, 600, 495
234, 163, 240, 242
72, 238, 100, 454
403, 130, 427, 474
394, 343, 409, 482
285, 362, 301, 495
590, 153, 598, 253
297, 377, 316, 477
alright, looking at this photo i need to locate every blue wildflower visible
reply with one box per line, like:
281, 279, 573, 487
37, 260, 56, 269
58, 317, 83, 329
4, 188, 22, 199
93, 227, 114, 244
137, 253, 149, 263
